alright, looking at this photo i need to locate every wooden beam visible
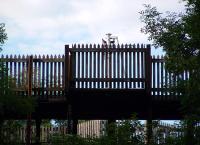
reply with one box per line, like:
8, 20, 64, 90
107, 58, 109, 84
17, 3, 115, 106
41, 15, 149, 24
26, 55, 33, 145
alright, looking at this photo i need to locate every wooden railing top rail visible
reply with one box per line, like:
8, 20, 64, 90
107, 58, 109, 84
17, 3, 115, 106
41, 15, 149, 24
69, 44, 149, 52
0, 54, 65, 62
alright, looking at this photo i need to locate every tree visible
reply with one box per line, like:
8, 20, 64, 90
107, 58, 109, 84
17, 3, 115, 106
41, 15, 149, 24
0, 23, 35, 144
140, 1, 200, 145
0, 23, 8, 119
0, 23, 7, 50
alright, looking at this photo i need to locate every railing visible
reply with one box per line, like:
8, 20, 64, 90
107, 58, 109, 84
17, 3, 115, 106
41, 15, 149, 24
0, 55, 65, 100
151, 56, 189, 100
0, 44, 189, 100
67, 44, 151, 89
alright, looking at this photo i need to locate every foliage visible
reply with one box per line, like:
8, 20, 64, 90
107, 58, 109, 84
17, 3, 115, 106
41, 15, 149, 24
140, 1, 200, 116
48, 120, 146, 145
0, 23, 35, 144
0, 120, 24, 145
140, 1, 200, 144
0, 23, 7, 51
0, 67, 35, 120
2, 119, 199, 145
47, 120, 199, 145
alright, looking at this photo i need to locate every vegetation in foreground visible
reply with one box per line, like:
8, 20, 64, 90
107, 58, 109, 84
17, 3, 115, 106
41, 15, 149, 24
1, 119, 200, 145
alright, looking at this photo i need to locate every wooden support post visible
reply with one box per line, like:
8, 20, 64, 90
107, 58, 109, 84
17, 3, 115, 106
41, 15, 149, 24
72, 119, 78, 135
65, 45, 70, 95
36, 118, 41, 144
70, 49, 76, 89
145, 45, 153, 144
26, 55, 33, 145
67, 104, 72, 134
26, 115, 31, 145
65, 45, 73, 134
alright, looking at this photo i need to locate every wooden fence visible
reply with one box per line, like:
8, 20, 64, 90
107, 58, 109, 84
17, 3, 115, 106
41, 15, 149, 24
151, 55, 189, 100
68, 44, 150, 89
0, 44, 189, 100
0, 54, 65, 100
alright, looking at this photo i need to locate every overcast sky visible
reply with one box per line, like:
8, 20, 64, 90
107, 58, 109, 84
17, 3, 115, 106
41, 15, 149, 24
0, 0, 186, 55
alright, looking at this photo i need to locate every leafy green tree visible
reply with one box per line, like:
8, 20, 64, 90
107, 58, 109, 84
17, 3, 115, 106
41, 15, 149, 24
0, 23, 7, 51
140, 1, 200, 144
0, 23, 35, 144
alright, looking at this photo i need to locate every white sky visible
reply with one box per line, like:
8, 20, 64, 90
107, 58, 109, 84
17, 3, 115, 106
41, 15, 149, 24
0, 0, 186, 55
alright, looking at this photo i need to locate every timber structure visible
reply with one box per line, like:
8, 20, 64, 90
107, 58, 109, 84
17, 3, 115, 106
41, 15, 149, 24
0, 44, 187, 120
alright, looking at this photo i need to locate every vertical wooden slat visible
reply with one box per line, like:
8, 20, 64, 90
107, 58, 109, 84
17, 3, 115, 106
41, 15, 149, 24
137, 44, 140, 88
79, 47, 82, 88
54, 55, 57, 97
161, 56, 164, 98
141, 44, 144, 88
50, 55, 53, 97
81, 44, 85, 88
26, 55, 29, 95
17, 55, 21, 95
89, 44, 92, 88
129, 44, 132, 88
125, 44, 128, 88
157, 56, 160, 97
113, 45, 116, 88
97, 44, 101, 88
94, 44, 97, 88
46, 55, 49, 98
105, 45, 108, 88
22, 55, 25, 96
117, 44, 120, 88
13, 55, 17, 91
109, 46, 112, 88
38, 55, 41, 97
133, 45, 136, 88
65, 45, 70, 94
58, 55, 61, 96
101, 45, 105, 88
85, 44, 89, 88
77, 44, 81, 88
9, 55, 13, 83
121, 44, 124, 88
34, 55, 37, 96
9, 55, 12, 93
61, 55, 65, 96
42, 55, 45, 98
28, 55, 33, 96
152, 56, 156, 97
70, 50, 76, 89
